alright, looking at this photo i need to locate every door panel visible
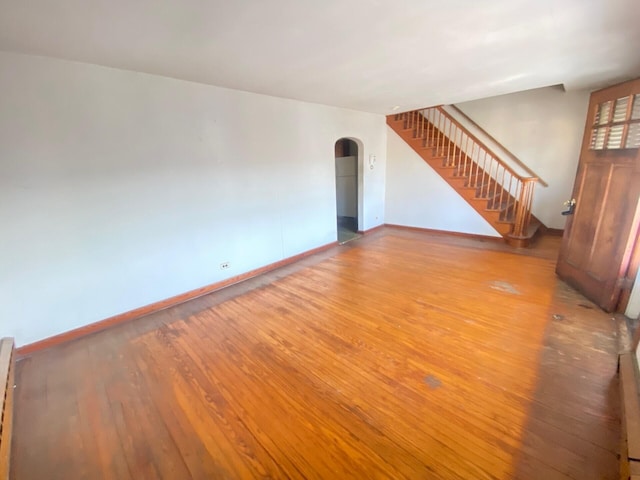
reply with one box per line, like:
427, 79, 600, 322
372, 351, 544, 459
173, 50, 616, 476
588, 164, 637, 280
556, 78, 640, 312
564, 163, 609, 268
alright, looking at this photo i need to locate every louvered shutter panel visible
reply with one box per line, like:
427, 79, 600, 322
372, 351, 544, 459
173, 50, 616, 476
590, 94, 640, 150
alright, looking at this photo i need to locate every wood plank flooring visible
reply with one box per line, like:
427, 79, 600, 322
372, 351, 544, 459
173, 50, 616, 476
11, 228, 621, 479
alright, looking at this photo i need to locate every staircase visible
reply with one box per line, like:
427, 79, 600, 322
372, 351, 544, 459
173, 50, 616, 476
387, 107, 543, 247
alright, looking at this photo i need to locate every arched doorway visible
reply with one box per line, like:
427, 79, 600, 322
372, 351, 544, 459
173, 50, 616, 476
335, 138, 361, 244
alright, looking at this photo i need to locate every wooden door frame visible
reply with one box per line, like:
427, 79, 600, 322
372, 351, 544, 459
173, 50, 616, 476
334, 137, 363, 232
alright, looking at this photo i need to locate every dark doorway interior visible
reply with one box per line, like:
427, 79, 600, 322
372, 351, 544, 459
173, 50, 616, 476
335, 138, 360, 244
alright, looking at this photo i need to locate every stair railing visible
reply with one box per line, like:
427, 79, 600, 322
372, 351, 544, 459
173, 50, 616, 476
398, 107, 539, 238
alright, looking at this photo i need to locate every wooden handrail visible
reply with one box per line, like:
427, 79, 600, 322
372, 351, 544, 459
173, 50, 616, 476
435, 106, 538, 184
0, 338, 15, 480
447, 105, 549, 187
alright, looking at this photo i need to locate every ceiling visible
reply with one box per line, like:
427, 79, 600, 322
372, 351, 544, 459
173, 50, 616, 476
1, 0, 639, 114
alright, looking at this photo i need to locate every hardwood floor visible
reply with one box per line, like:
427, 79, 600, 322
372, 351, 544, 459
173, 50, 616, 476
11, 228, 621, 479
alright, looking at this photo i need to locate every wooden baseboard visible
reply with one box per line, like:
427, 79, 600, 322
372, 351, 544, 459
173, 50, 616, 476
357, 224, 385, 235
17, 242, 338, 357
542, 227, 564, 236
384, 224, 505, 243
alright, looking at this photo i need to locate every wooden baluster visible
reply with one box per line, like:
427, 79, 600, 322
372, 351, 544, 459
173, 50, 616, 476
479, 152, 487, 197
471, 142, 480, 187
447, 120, 453, 166
423, 110, 427, 140
492, 162, 500, 201
455, 128, 461, 172
489, 161, 496, 207
460, 131, 464, 167
507, 175, 514, 217
463, 136, 470, 181
439, 114, 446, 158
437, 113, 445, 156
452, 125, 459, 169
494, 161, 500, 201
490, 162, 497, 205
485, 156, 492, 199
422, 109, 428, 146
486, 155, 493, 199
452, 128, 458, 173
468, 143, 475, 186
431, 111, 436, 149
443, 120, 449, 164
468, 143, 475, 187
459, 134, 465, 178
479, 147, 485, 191
433, 110, 439, 152
505, 173, 513, 220
442, 114, 449, 158
486, 154, 493, 199
429, 109, 435, 147
422, 110, 427, 145
497, 168, 506, 214
443, 120, 449, 165
486, 152, 495, 198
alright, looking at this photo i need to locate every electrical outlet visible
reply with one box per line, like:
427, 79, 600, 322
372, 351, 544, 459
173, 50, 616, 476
220, 261, 230, 270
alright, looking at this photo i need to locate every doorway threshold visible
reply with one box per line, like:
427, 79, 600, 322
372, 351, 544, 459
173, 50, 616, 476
338, 229, 362, 245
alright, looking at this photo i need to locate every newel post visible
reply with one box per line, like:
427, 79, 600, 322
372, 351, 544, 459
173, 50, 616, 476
508, 178, 537, 244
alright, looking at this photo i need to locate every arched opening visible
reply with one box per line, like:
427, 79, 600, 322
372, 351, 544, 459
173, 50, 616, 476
335, 138, 361, 243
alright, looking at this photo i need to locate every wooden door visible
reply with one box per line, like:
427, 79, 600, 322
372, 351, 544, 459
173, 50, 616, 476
556, 79, 640, 312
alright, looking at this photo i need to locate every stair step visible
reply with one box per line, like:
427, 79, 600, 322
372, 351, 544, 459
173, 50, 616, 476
432, 155, 465, 163
465, 187, 496, 197
486, 199, 515, 211
462, 184, 490, 192
439, 163, 466, 170
505, 220, 543, 247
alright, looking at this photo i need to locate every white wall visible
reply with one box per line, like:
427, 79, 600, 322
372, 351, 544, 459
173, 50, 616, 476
0, 52, 387, 346
627, 269, 640, 320
455, 86, 590, 230
385, 127, 500, 237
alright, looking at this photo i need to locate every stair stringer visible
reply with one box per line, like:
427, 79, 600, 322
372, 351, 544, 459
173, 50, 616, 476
385, 126, 504, 238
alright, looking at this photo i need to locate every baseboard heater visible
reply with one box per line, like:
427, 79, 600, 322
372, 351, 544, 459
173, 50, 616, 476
619, 352, 640, 479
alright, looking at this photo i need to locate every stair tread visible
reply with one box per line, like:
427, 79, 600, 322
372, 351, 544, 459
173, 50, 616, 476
507, 220, 542, 238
